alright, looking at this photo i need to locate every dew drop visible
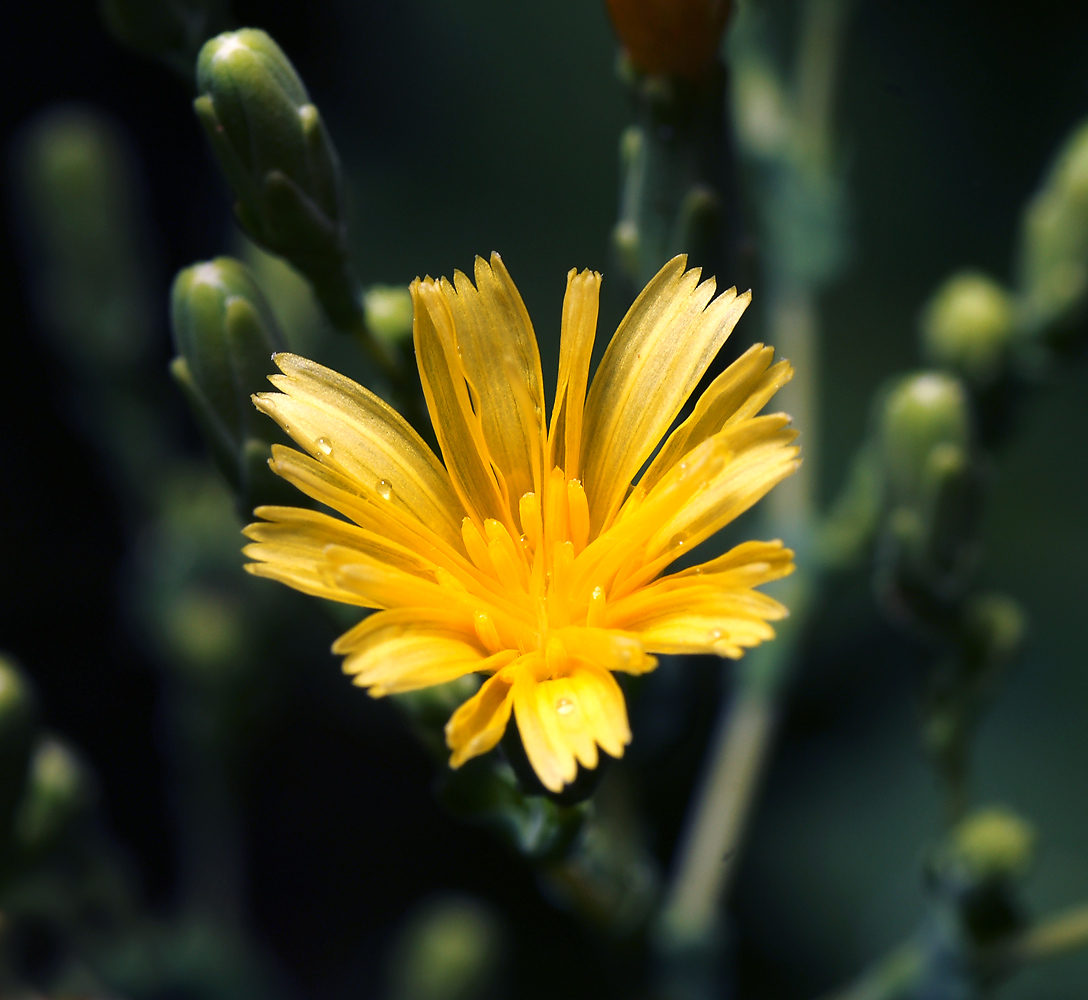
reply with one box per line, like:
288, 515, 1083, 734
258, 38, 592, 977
710, 629, 723, 640
556, 697, 574, 716
377, 479, 393, 501
316, 437, 333, 456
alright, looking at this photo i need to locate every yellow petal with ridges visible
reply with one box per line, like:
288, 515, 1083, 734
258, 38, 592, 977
581, 255, 751, 536
446, 668, 517, 767
639, 344, 792, 495
443, 254, 547, 510
255, 354, 465, 549
548, 268, 601, 479
412, 275, 513, 530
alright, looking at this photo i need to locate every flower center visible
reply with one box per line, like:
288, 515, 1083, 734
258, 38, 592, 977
460, 466, 607, 666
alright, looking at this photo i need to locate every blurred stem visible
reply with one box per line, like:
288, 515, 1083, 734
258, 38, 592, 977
822, 902, 1088, 1000
658, 686, 775, 944
795, 0, 852, 171
764, 280, 819, 548
173, 690, 245, 929
817, 941, 927, 1000
995, 901, 1088, 965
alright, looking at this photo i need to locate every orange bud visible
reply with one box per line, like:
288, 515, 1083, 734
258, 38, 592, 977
605, 0, 732, 80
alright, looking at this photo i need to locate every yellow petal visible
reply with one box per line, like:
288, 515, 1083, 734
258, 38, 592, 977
243, 506, 441, 608
512, 662, 632, 792
412, 254, 547, 528
335, 608, 513, 696
556, 626, 657, 675
265, 445, 466, 568
580, 255, 751, 536
412, 275, 514, 529
548, 268, 601, 479
608, 540, 793, 658
633, 417, 800, 584
244, 505, 437, 577
446, 667, 517, 767
639, 344, 792, 495
254, 354, 465, 549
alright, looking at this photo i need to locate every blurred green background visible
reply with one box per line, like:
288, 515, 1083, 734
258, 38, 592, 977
2, 1, 1088, 997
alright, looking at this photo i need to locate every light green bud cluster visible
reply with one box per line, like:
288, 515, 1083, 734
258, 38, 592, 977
1017, 119, 1088, 349
170, 257, 287, 508
194, 30, 358, 327
922, 272, 1016, 388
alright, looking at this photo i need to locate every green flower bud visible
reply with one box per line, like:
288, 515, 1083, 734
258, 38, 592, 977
946, 808, 1035, 886
194, 30, 356, 322
170, 257, 286, 504
880, 372, 971, 504
100, 0, 227, 74
1017, 120, 1088, 346
364, 285, 414, 346
14, 736, 94, 854
389, 896, 503, 1000
921, 272, 1015, 388
918, 441, 980, 580
159, 587, 248, 683
14, 108, 152, 369
670, 184, 722, 264
960, 593, 1026, 683
0, 657, 37, 848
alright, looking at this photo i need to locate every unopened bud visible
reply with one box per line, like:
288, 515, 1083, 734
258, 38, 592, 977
921, 272, 1015, 387
389, 896, 503, 1000
0, 657, 37, 847
14, 108, 152, 369
14, 736, 94, 854
918, 442, 980, 579
960, 593, 1026, 681
170, 257, 286, 504
364, 285, 414, 346
947, 808, 1034, 886
195, 30, 355, 320
880, 372, 971, 504
1018, 119, 1088, 346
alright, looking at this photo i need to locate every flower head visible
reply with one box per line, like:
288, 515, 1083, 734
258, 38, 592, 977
605, 0, 732, 80
243, 255, 798, 792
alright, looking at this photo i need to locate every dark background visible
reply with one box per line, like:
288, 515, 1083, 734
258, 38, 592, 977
2, 1, 1088, 997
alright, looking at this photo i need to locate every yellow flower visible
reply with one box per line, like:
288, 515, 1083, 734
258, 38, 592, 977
243, 254, 798, 792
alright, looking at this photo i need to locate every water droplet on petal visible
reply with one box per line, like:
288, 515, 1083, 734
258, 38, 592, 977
556, 697, 574, 716
316, 437, 333, 456
377, 479, 393, 501
710, 628, 723, 640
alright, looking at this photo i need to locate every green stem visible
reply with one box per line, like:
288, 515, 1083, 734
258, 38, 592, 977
765, 281, 819, 548
817, 941, 927, 1000
995, 902, 1088, 966
795, 0, 853, 171
658, 687, 776, 945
